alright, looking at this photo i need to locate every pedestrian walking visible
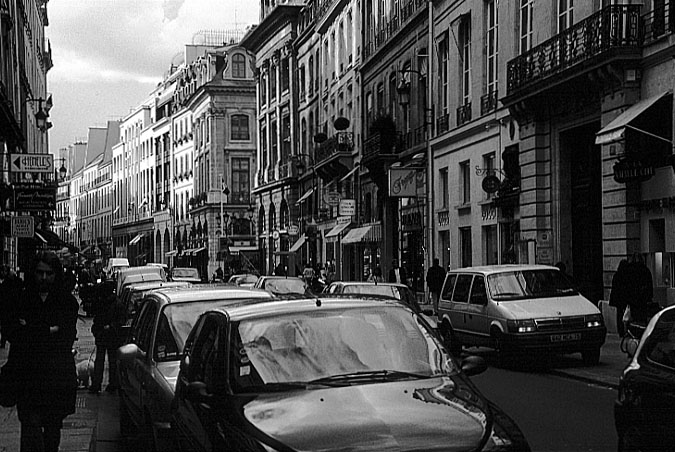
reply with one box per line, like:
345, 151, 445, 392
388, 259, 408, 286
367, 266, 384, 283
626, 252, 654, 325
609, 259, 630, 336
426, 258, 446, 315
3, 251, 79, 452
89, 287, 125, 394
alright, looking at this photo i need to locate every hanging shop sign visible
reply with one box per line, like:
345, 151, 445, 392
324, 191, 341, 206
388, 168, 423, 197
482, 175, 501, 194
9, 153, 54, 173
14, 187, 56, 211
613, 158, 654, 183
339, 199, 356, 216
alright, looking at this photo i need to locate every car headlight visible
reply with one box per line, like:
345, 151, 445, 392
507, 319, 536, 333
585, 314, 603, 328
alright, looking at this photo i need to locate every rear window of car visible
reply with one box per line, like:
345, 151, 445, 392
263, 278, 307, 295
173, 268, 199, 278
441, 274, 457, 301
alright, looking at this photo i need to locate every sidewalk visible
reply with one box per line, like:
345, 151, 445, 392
0, 306, 98, 452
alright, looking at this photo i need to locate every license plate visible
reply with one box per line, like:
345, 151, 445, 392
550, 333, 581, 342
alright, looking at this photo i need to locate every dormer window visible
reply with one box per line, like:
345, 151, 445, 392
232, 54, 246, 78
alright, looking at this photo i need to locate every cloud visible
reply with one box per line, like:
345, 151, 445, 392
163, 0, 186, 21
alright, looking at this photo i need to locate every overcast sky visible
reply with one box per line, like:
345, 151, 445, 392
46, 0, 259, 153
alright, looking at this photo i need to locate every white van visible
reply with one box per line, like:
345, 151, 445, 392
437, 264, 607, 366
104, 258, 129, 279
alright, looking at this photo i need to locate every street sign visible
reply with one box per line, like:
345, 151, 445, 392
11, 216, 34, 237
339, 199, 356, 216
324, 191, 341, 206
9, 153, 54, 173
14, 187, 56, 211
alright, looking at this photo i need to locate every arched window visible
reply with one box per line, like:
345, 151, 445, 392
268, 203, 276, 231
280, 199, 289, 229
231, 115, 250, 141
232, 54, 246, 78
258, 206, 265, 234
301, 118, 307, 154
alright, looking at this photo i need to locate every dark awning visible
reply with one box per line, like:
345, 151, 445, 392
34, 229, 79, 253
596, 91, 672, 145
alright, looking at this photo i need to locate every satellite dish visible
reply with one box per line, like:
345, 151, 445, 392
314, 133, 327, 144
334, 117, 350, 130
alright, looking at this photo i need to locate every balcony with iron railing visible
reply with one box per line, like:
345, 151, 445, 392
397, 126, 426, 153
314, 132, 354, 180
505, 4, 643, 102
457, 103, 472, 127
481, 90, 499, 116
436, 113, 450, 135
363, 0, 426, 61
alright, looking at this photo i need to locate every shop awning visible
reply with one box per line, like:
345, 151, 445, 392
595, 91, 672, 145
229, 245, 258, 255
341, 224, 382, 244
325, 221, 351, 238
339, 165, 359, 182
165, 250, 178, 257
289, 234, 307, 252
129, 232, 144, 245
296, 188, 314, 205
34, 229, 79, 253
191, 246, 206, 255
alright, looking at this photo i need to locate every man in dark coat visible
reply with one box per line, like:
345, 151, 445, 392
89, 288, 125, 394
388, 259, 408, 286
609, 259, 630, 336
5, 251, 79, 452
426, 258, 446, 315
625, 253, 654, 325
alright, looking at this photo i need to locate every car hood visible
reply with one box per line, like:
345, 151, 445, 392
240, 376, 494, 451
156, 361, 181, 392
498, 295, 598, 319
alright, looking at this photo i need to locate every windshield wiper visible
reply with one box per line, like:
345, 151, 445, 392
249, 382, 307, 392
308, 370, 431, 386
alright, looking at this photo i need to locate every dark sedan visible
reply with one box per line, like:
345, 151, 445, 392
615, 304, 675, 451
171, 297, 530, 451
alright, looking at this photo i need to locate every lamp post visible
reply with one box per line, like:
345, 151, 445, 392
25, 97, 51, 132
397, 64, 434, 298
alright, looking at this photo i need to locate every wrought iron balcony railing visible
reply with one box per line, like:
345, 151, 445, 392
507, 4, 642, 95
397, 127, 426, 153
436, 113, 449, 135
315, 132, 354, 163
363, 0, 426, 59
480, 90, 498, 116
457, 103, 472, 127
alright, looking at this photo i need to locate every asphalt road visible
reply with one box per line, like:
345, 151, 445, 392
471, 365, 618, 452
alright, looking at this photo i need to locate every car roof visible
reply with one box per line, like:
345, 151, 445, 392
205, 296, 408, 322
331, 281, 410, 289
145, 285, 273, 305
125, 281, 190, 292
447, 264, 558, 276
260, 276, 303, 280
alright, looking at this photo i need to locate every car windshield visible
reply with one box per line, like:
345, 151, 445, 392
233, 306, 456, 390
263, 278, 307, 295
173, 268, 199, 279
487, 270, 578, 300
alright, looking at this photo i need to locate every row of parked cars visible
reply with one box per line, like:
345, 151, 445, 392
112, 266, 535, 451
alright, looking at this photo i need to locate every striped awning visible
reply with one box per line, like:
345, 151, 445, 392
325, 221, 350, 238
341, 223, 382, 244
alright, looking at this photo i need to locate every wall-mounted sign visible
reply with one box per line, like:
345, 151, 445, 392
388, 168, 423, 197
613, 158, 654, 183
324, 191, 341, 206
11, 216, 34, 237
481, 175, 501, 194
10, 153, 54, 173
14, 187, 56, 211
339, 199, 356, 216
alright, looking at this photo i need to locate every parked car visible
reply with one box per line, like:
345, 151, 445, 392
253, 275, 311, 295
171, 267, 202, 283
116, 285, 273, 450
116, 266, 166, 295
437, 265, 607, 364
145, 263, 169, 280
615, 303, 675, 451
104, 257, 130, 280
227, 274, 259, 288
171, 296, 531, 452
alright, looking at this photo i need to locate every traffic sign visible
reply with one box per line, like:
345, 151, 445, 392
11, 216, 34, 237
10, 153, 54, 173
14, 187, 56, 211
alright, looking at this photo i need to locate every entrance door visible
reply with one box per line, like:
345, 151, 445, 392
565, 122, 604, 303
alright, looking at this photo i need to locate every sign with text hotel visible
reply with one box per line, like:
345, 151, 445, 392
388, 168, 424, 197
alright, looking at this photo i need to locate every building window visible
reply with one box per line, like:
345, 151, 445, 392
231, 115, 250, 141
308, 56, 314, 96
231, 158, 250, 204
232, 54, 246, 78
260, 123, 268, 169
460, 227, 472, 267
438, 32, 448, 115
281, 114, 291, 161
270, 65, 277, 101
558, 0, 574, 32
519, 0, 534, 54
483, 152, 495, 199
485, 0, 498, 95
281, 58, 290, 92
260, 73, 267, 106
460, 160, 471, 204
459, 17, 471, 106
388, 72, 397, 117
483, 225, 498, 265
440, 167, 449, 208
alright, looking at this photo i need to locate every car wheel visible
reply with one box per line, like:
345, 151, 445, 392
618, 426, 644, 452
492, 330, 513, 368
440, 322, 462, 357
581, 347, 601, 366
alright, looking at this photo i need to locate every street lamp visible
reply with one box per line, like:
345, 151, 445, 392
25, 97, 51, 132
55, 157, 67, 181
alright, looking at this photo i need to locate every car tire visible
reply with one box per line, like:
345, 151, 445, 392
618, 426, 643, 452
492, 330, 514, 368
440, 322, 462, 357
581, 347, 601, 366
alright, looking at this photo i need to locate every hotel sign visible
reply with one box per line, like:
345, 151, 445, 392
613, 158, 654, 183
10, 153, 54, 173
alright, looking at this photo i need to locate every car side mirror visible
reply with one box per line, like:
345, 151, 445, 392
186, 381, 211, 403
118, 343, 140, 363
461, 355, 487, 377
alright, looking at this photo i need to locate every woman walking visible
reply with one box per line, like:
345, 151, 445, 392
5, 251, 79, 452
